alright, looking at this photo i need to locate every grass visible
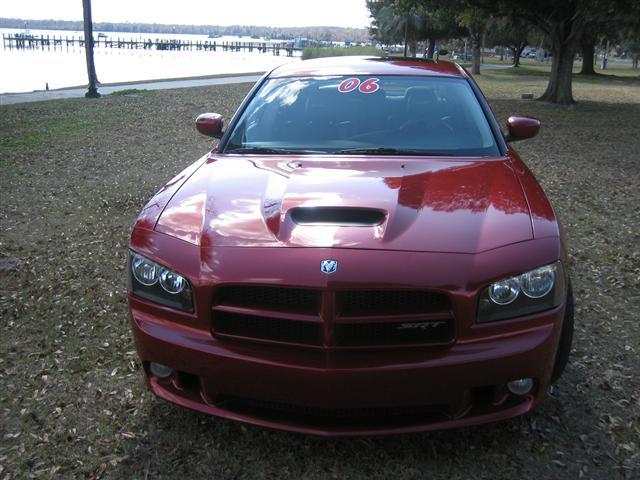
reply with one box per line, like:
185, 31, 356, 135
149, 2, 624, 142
0, 71, 639, 479
301, 45, 386, 60
464, 55, 640, 77
109, 88, 153, 96
0, 103, 96, 149
473, 65, 640, 104
500, 61, 639, 78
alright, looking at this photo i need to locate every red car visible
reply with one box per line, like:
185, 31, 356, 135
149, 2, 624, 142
128, 57, 574, 436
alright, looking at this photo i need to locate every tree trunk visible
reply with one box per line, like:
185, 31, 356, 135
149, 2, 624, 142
539, 42, 575, 104
513, 45, 523, 67
600, 39, 610, 70
633, 54, 639, 70
409, 39, 417, 58
470, 27, 481, 75
426, 37, 436, 59
403, 17, 409, 57
83, 0, 100, 98
580, 38, 595, 75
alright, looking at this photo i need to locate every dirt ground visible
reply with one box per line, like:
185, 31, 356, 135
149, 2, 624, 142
1, 72, 639, 479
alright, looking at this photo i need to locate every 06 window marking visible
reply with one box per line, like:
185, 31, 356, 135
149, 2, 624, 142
338, 77, 380, 94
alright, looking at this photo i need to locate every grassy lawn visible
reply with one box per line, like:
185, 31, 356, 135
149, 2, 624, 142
468, 55, 640, 77
474, 66, 640, 104
1, 71, 639, 479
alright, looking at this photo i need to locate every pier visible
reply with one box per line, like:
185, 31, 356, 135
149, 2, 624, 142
2, 33, 300, 56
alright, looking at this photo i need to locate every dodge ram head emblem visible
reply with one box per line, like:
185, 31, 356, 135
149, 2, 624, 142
320, 260, 338, 275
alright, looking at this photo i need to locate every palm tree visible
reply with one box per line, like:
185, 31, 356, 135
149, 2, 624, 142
82, 0, 100, 98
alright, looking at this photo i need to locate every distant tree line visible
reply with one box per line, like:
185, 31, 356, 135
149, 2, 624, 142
367, 0, 640, 104
0, 17, 370, 43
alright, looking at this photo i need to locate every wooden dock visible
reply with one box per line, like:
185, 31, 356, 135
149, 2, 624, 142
2, 33, 300, 56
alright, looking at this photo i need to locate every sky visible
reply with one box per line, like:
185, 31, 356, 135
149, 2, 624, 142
0, 0, 372, 28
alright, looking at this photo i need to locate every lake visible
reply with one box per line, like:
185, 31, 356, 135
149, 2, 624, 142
0, 28, 301, 94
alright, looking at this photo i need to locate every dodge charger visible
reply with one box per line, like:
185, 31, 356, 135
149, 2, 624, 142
127, 57, 574, 436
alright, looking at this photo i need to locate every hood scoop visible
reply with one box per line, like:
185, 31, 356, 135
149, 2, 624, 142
290, 207, 386, 227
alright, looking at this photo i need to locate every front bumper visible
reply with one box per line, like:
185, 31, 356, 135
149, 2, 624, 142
130, 298, 564, 436
128, 233, 565, 436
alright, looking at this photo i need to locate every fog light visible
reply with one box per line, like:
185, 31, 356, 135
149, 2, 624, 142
149, 362, 173, 379
507, 378, 534, 395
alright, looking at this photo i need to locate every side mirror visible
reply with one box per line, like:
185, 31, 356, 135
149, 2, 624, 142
196, 113, 224, 138
438, 49, 448, 56
505, 116, 540, 142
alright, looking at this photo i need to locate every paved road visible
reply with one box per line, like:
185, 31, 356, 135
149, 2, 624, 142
0, 74, 263, 106
0, 63, 513, 106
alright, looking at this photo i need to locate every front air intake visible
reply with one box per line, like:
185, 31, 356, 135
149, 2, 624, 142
290, 207, 385, 226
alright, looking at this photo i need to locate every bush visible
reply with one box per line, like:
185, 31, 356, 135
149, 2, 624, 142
301, 46, 386, 60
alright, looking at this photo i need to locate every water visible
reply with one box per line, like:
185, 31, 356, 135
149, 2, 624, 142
0, 28, 301, 93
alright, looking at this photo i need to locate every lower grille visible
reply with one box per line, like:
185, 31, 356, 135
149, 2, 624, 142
217, 395, 449, 427
336, 319, 453, 346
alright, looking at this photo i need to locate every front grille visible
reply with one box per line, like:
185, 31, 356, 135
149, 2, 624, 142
336, 319, 453, 346
211, 286, 453, 348
214, 286, 319, 313
217, 395, 449, 427
339, 290, 450, 316
214, 311, 321, 345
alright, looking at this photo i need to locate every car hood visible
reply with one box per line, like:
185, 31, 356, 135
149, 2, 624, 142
154, 155, 534, 254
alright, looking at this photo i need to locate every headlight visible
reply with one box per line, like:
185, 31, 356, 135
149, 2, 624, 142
132, 254, 159, 286
159, 269, 187, 294
520, 265, 555, 298
488, 278, 520, 305
128, 251, 194, 312
478, 262, 564, 323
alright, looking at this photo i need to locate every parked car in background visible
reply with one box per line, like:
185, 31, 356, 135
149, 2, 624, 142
451, 51, 472, 61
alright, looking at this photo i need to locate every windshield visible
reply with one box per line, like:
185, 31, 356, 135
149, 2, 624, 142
224, 75, 500, 156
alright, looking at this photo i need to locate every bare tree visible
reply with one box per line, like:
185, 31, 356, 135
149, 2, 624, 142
82, 0, 100, 98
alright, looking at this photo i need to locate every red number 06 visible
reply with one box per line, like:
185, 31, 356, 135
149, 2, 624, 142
359, 78, 380, 94
338, 78, 360, 93
338, 77, 380, 94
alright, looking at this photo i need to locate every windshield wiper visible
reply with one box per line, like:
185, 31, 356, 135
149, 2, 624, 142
332, 147, 454, 156
224, 147, 324, 155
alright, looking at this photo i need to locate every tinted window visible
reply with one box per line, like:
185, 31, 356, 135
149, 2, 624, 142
225, 75, 499, 156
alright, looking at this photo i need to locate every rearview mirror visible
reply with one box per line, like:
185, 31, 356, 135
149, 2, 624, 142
505, 116, 540, 142
196, 113, 224, 138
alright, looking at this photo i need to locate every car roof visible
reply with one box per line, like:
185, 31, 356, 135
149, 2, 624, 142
269, 56, 467, 79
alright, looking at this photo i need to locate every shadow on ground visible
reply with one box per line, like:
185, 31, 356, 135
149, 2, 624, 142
105, 365, 601, 480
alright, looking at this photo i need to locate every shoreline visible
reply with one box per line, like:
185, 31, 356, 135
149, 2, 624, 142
1, 71, 267, 96
0, 73, 264, 105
